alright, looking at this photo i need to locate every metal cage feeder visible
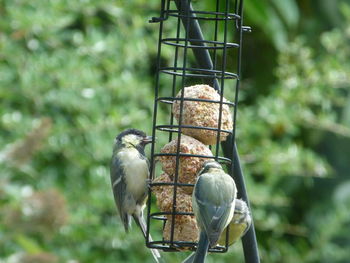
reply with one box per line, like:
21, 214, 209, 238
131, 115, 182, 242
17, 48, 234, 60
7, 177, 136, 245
146, 0, 259, 262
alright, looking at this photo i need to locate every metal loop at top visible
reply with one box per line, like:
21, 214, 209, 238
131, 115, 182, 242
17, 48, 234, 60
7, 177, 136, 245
166, 9, 240, 21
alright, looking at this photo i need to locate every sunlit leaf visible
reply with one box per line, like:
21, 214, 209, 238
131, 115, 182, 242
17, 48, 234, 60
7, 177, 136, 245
14, 235, 43, 254
271, 0, 299, 28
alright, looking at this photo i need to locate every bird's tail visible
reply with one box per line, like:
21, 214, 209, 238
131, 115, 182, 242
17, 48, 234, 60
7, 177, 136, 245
193, 231, 209, 263
133, 214, 162, 263
182, 252, 195, 263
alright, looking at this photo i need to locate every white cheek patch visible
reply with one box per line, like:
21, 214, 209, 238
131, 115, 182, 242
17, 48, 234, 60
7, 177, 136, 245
123, 134, 141, 146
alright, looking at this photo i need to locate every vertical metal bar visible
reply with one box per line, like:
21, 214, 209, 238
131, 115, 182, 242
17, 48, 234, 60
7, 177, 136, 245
215, 0, 230, 251
212, 0, 220, 89
169, 0, 182, 142
214, 0, 229, 160
170, 0, 192, 247
146, 0, 166, 247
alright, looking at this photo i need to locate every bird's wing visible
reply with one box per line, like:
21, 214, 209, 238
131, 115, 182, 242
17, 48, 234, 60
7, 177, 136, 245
207, 204, 234, 246
195, 198, 234, 246
194, 177, 219, 244
194, 175, 236, 247
110, 155, 130, 231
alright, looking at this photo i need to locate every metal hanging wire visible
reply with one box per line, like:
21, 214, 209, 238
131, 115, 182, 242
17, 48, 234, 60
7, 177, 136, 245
146, 0, 259, 262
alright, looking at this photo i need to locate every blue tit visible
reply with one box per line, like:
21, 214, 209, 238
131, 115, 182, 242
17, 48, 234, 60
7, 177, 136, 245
110, 128, 161, 263
218, 199, 251, 246
191, 160, 237, 263
182, 199, 251, 263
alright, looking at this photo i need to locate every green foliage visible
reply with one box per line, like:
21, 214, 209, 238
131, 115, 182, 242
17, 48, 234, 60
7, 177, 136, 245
0, 1, 161, 262
245, 0, 299, 50
0, 0, 349, 263
237, 16, 350, 262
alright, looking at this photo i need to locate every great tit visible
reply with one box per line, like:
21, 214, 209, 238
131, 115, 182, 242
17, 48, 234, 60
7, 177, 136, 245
191, 160, 237, 263
182, 199, 251, 263
110, 128, 161, 262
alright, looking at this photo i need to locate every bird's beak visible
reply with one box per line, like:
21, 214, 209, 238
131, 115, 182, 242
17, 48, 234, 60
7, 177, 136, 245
142, 136, 153, 144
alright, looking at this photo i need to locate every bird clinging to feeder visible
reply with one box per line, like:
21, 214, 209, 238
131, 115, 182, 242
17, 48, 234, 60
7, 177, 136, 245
191, 161, 237, 263
110, 129, 161, 263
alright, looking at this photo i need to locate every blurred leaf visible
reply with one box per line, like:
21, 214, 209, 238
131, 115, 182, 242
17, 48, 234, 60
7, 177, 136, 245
340, 1, 350, 19
14, 235, 42, 254
244, 0, 270, 26
245, 0, 289, 49
271, 0, 299, 28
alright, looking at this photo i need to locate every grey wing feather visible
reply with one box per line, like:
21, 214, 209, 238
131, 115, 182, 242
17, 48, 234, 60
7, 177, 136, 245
207, 205, 233, 246
195, 199, 229, 246
110, 156, 130, 231
194, 179, 215, 236
194, 177, 234, 247
195, 197, 216, 229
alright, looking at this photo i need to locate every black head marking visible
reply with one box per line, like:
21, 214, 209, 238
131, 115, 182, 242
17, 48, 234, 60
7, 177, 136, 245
116, 128, 147, 141
114, 129, 152, 154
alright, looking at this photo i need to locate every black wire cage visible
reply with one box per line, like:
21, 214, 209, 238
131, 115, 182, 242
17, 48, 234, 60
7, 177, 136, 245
146, 0, 259, 262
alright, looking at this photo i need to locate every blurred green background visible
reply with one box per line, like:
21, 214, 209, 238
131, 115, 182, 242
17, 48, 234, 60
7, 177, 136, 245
1, 0, 350, 262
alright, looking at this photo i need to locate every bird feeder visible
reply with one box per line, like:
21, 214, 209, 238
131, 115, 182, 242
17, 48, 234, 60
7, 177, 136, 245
146, 0, 259, 262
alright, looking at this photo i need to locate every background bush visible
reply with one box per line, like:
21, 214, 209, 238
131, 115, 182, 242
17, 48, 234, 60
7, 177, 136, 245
0, 0, 349, 262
